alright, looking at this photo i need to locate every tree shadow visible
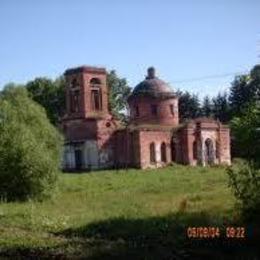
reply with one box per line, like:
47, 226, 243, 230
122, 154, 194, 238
1, 212, 259, 259
58, 212, 259, 259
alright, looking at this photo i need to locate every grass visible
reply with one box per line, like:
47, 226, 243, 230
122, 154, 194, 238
0, 165, 257, 259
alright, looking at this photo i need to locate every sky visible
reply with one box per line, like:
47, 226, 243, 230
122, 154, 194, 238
0, 0, 260, 98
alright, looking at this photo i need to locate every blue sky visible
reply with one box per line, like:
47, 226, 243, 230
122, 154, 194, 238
0, 0, 259, 97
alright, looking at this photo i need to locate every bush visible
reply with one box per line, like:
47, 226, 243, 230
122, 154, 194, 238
227, 159, 260, 221
0, 86, 63, 201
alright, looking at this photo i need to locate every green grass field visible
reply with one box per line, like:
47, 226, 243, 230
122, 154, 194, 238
0, 165, 257, 259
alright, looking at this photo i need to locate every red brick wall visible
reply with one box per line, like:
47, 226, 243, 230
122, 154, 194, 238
64, 67, 109, 120
61, 66, 231, 169
83, 72, 109, 116
114, 130, 141, 168
178, 127, 196, 165
178, 121, 231, 166
128, 96, 179, 126
64, 73, 85, 119
218, 127, 231, 165
63, 118, 98, 141
138, 130, 172, 168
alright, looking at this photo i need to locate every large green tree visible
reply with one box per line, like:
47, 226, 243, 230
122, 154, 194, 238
201, 95, 213, 117
26, 77, 66, 125
227, 100, 260, 221
230, 101, 260, 165
229, 74, 250, 117
177, 90, 201, 122
229, 65, 260, 118
0, 85, 63, 201
107, 70, 131, 120
212, 92, 230, 123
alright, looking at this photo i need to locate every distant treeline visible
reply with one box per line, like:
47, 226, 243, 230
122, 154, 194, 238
178, 64, 260, 123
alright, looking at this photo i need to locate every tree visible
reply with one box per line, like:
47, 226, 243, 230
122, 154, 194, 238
229, 74, 250, 117
229, 65, 260, 118
227, 96, 260, 222
201, 95, 213, 117
226, 66, 260, 222
26, 77, 66, 125
107, 70, 131, 120
0, 86, 63, 201
230, 101, 260, 165
212, 92, 230, 123
247, 65, 260, 103
177, 90, 201, 122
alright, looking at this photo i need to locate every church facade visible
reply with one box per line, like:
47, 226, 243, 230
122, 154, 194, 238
61, 66, 231, 170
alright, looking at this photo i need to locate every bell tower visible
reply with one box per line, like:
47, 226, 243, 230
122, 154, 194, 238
64, 66, 109, 119
62, 65, 120, 171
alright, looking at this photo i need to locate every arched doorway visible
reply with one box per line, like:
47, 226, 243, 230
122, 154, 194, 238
216, 140, 220, 160
150, 142, 156, 163
193, 140, 197, 160
171, 140, 176, 162
205, 138, 215, 165
161, 142, 167, 163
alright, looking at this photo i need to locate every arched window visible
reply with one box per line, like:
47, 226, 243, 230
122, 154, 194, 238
161, 142, 167, 162
150, 142, 156, 163
70, 79, 80, 113
193, 140, 197, 160
90, 78, 102, 111
90, 78, 101, 85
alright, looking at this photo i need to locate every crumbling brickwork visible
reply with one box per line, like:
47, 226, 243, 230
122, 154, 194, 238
62, 66, 231, 170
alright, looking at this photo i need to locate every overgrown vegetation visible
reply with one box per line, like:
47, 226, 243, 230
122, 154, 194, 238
0, 86, 63, 201
1, 165, 253, 259
227, 100, 260, 222
227, 159, 260, 222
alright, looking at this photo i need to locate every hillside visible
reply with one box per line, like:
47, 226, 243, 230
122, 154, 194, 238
0, 165, 256, 259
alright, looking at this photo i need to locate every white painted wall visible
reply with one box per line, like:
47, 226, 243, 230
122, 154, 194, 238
83, 140, 99, 169
63, 145, 76, 169
63, 140, 115, 170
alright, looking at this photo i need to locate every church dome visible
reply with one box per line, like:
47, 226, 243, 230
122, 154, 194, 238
129, 67, 175, 100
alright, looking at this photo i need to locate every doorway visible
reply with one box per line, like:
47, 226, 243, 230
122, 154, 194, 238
75, 149, 83, 170
205, 138, 214, 165
171, 140, 176, 162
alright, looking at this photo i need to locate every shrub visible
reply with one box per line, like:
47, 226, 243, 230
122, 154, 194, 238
0, 86, 63, 201
227, 159, 260, 222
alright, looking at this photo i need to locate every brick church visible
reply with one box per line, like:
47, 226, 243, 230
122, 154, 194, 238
61, 66, 231, 170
